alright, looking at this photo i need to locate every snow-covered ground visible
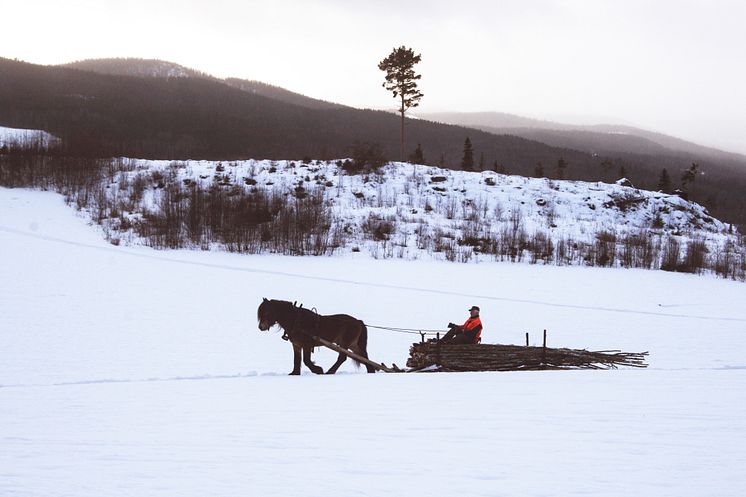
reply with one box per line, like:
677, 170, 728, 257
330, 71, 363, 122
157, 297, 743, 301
2, 186, 746, 496
0, 125, 59, 148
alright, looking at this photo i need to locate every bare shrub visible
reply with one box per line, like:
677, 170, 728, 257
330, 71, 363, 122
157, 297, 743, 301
361, 213, 396, 241
680, 238, 708, 274
594, 230, 617, 267
493, 200, 504, 221
526, 230, 554, 264
496, 209, 527, 262
444, 197, 459, 220
343, 142, 386, 174
555, 238, 569, 265
618, 230, 658, 269
713, 241, 737, 279
415, 220, 431, 250
660, 237, 681, 272
433, 228, 454, 254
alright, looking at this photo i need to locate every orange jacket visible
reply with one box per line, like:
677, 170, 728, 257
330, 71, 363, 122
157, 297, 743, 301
462, 317, 483, 343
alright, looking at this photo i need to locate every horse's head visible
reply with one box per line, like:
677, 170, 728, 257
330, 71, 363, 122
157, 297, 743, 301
257, 298, 276, 331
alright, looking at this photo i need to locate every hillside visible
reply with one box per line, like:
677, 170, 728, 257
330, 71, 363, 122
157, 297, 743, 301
3, 131, 740, 279
0, 58, 596, 167
1, 58, 745, 228
222, 78, 345, 110
61, 58, 345, 110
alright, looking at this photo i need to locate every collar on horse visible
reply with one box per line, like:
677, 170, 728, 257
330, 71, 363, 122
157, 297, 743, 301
281, 302, 319, 341
282, 302, 305, 341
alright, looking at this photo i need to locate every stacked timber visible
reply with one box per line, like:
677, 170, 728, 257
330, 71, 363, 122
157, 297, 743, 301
406, 342, 648, 372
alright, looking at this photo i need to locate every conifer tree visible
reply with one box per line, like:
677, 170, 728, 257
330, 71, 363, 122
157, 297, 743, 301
409, 143, 424, 164
556, 157, 568, 180
681, 162, 700, 197
461, 137, 474, 171
378, 46, 424, 162
600, 159, 613, 183
657, 168, 672, 193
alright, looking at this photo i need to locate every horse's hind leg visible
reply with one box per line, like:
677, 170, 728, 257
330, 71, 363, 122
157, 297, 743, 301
362, 353, 376, 374
289, 343, 302, 375
326, 352, 347, 375
302, 345, 324, 374
351, 343, 376, 374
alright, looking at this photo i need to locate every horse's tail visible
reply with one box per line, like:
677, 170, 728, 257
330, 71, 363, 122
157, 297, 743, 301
355, 321, 376, 373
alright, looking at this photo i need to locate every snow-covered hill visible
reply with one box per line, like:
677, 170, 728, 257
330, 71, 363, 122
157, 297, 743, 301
84, 158, 742, 276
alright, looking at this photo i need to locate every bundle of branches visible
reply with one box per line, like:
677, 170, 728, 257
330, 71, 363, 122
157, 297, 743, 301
407, 343, 648, 372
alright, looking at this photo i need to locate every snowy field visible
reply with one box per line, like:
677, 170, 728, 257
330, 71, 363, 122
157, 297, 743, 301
2, 186, 746, 496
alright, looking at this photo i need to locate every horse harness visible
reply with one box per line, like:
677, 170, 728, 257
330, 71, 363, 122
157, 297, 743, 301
281, 303, 320, 342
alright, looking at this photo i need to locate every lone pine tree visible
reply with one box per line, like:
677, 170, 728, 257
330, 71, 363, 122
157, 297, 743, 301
378, 46, 424, 162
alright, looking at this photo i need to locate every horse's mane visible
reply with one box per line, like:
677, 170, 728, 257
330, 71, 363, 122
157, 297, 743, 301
259, 299, 317, 321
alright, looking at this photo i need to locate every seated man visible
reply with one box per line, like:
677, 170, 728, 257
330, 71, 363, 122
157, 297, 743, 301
439, 306, 483, 344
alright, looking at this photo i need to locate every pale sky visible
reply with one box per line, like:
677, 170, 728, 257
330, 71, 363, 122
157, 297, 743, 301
2, 0, 745, 154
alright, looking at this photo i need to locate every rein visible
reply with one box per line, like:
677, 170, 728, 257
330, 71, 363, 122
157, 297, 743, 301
274, 299, 441, 344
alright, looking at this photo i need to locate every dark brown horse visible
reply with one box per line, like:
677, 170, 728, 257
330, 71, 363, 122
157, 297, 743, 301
257, 298, 376, 375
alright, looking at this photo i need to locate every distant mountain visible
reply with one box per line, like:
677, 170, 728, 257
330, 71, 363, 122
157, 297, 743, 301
422, 111, 746, 170
61, 58, 207, 79
0, 57, 598, 166
422, 111, 573, 130
1, 57, 744, 227
62, 58, 345, 110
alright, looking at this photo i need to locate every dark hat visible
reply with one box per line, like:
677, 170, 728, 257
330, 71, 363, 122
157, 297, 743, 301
469, 305, 480, 312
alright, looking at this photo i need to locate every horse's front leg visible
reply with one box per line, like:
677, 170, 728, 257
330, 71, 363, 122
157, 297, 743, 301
302, 344, 324, 374
289, 342, 302, 375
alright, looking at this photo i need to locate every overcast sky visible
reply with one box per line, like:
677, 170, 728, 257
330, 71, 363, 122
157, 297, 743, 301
2, 0, 745, 153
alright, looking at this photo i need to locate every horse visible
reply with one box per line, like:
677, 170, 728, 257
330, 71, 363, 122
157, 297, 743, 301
257, 298, 376, 375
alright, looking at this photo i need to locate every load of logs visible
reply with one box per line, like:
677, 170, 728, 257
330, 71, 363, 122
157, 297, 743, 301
407, 342, 649, 372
